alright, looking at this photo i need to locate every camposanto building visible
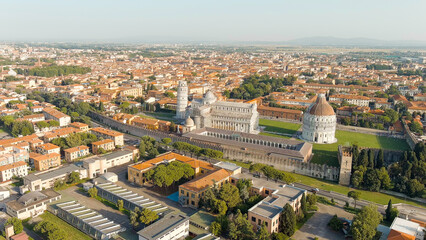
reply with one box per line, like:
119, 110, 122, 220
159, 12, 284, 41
301, 94, 337, 144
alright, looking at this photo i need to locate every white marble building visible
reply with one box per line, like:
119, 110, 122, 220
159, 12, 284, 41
176, 80, 188, 119
301, 94, 337, 144
183, 90, 259, 134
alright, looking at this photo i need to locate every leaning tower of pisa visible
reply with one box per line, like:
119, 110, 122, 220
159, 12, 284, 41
176, 80, 188, 120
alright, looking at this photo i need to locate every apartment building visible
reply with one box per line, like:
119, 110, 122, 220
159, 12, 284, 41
329, 94, 371, 107
36, 143, 60, 155
0, 161, 28, 182
131, 117, 171, 132
119, 86, 144, 98
137, 214, 189, 240
92, 139, 115, 154
179, 168, 231, 208
69, 122, 89, 132
18, 114, 45, 123
257, 105, 303, 121
32, 153, 61, 171
64, 145, 90, 162
6, 189, 61, 219
42, 107, 71, 127
128, 152, 215, 186
90, 127, 124, 146
247, 184, 306, 234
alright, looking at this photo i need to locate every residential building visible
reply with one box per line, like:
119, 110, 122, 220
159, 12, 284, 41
36, 143, 60, 155
257, 105, 302, 121
64, 145, 90, 162
92, 139, 115, 154
32, 153, 61, 171
128, 152, 215, 186
0, 161, 28, 182
42, 107, 71, 127
179, 168, 231, 208
137, 214, 189, 240
5, 189, 61, 219
90, 127, 124, 146
388, 217, 425, 240
69, 122, 89, 132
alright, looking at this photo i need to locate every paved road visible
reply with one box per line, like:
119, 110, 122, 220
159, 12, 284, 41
293, 203, 354, 240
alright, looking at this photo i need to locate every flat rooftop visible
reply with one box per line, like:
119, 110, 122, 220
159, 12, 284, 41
137, 214, 188, 240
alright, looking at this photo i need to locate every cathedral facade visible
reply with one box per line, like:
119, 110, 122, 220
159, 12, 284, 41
177, 82, 259, 134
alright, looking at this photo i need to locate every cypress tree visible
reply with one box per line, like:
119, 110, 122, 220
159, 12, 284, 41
385, 199, 392, 221
280, 203, 296, 236
368, 149, 375, 168
301, 193, 307, 214
376, 149, 384, 169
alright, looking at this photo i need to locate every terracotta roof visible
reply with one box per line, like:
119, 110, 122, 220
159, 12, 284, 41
38, 143, 60, 151
308, 94, 335, 116
64, 145, 90, 153
33, 153, 60, 162
0, 161, 27, 172
92, 139, 114, 146
91, 127, 123, 137
180, 169, 230, 192
387, 229, 415, 240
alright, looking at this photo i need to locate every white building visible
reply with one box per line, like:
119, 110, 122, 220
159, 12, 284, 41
186, 90, 259, 134
137, 214, 189, 240
176, 80, 188, 120
0, 161, 28, 182
42, 107, 71, 127
301, 94, 337, 144
6, 189, 61, 219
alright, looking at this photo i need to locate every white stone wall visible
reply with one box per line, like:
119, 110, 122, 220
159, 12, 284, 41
302, 113, 337, 144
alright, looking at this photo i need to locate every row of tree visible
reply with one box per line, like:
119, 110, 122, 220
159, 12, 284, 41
0, 116, 35, 137
146, 161, 195, 188
172, 141, 224, 159
16, 65, 91, 77
249, 163, 295, 184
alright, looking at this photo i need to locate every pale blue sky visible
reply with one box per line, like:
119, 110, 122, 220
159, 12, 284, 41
1, 0, 425, 42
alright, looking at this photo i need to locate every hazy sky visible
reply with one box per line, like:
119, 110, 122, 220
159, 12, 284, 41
1, 0, 425, 42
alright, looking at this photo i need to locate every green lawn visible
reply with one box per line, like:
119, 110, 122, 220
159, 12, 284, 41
39, 212, 93, 240
258, 119, 410, 167
286, 172, 425, 208
142, 111, 176, 122
259, 119, 301, 135
311, 130, 410, 167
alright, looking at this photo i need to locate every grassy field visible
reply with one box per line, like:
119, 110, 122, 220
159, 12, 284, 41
258, 119, 410, 167
219, 159, 425, 208
142, 111, 176, 122
39, 212, 93, 240
259, 119, 301, 135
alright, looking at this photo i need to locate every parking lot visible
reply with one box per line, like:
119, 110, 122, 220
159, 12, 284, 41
292, 203, 354, 240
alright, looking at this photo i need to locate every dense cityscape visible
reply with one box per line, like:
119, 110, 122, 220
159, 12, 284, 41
0, 43, 424, 240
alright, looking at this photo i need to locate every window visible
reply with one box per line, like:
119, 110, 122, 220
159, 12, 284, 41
252, 217, 256, 222
265, 190, 269, 195
191, 201, 195, 205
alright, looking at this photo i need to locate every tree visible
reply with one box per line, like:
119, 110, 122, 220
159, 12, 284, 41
257, 223, 270, 240
352, 205, 383, 240
389, 208, 399, 223
410, 121, 423, 134
363, 168, 381, 191
306, 193, 317, 207
348, 191, 361, 209
138, 208, 159, 225
117, 200, 124, 211
385, 199, 392, 221
218, 183, 241, 209
214, 199, 228, 215
161, 138, 172, 145
280, 203, 296, 236
67, 171, 80, 184
271, 232, 289, 240
328, 214, 343, 231
88, 187, 98, 198
210, 221, 222, 236
5, 217, 23, 234
376, 149, 384, 169
376, 167, 392, 190
407, 179, 424, 197
301, 193, 307, 214
229, 209, 255, 240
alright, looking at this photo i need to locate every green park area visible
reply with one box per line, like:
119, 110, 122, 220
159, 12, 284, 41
259, 119, 410, 167
141, 111, 176, 122
220, 158, 425, 208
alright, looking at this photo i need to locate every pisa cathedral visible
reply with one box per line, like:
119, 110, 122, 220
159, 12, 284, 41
175, 80, 259, 134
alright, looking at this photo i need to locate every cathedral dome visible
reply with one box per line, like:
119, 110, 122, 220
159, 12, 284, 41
309, 94, 335, 116
185, 116, 195, 127
203, 90, 217, 104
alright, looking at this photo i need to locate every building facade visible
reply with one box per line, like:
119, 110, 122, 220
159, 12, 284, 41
0, 161, 28, 182
42, 107, 71, 127
92, 139, 115, 154
301, 94, 337, 144
187, 91, 259, 134
64, 145, 90, 162
32, 153, 61, 171
90, 127, 124, 146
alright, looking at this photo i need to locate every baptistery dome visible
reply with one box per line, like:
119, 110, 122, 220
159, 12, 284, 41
301, 94, 337, 144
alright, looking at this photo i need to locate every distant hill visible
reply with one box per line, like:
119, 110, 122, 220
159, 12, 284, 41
283, 36, 426, 47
